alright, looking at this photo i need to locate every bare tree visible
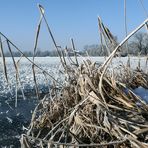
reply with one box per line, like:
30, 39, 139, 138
129, 32, 148, 55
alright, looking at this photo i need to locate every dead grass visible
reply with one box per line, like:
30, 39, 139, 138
20, 57, 148, 147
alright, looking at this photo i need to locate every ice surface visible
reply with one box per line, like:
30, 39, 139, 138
133, 87, 148, 103
0, 56, 147, 98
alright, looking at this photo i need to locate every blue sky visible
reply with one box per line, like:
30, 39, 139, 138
0, 0, 148, 51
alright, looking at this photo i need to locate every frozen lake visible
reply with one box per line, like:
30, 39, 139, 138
0, 56, 147, 97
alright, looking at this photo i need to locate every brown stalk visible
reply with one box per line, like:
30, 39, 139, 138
71, 38, 79, 66
0, 36, 9, 85
7, 40, 19, 107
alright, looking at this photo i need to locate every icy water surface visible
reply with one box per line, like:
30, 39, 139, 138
0, 97, 38, 147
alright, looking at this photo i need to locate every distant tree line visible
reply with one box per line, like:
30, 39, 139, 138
84, 32, 148, 56
3, 50, 59, 57
127, 32, 148, 55
1, 32, 148, 57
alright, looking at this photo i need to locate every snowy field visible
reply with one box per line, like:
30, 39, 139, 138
0, 56, 147, 147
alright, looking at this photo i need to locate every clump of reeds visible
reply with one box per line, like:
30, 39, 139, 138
19, 5, 148, 147
20, 56, 148, 147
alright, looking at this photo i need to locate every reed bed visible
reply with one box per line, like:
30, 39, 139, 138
0, 4, 148, 148
20, 56, 148, 148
